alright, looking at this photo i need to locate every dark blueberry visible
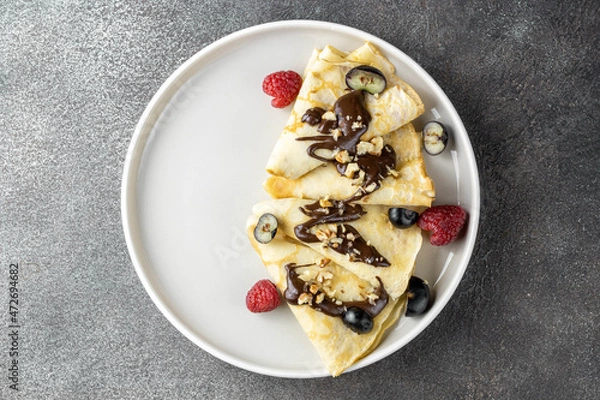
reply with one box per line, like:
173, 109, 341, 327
422, 121, 449, 155
253, 213, 278, 244
388, 207, 419, 229
342, 306, 374, 334
345, 65, 386, 95
406, 276, 431, 316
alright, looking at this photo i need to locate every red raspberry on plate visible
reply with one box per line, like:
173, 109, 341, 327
246, 279, 281, 313
262, 70, 302, 108
417, 205, 467, 246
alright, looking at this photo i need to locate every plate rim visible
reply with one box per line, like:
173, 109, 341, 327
121, 19, 481, 378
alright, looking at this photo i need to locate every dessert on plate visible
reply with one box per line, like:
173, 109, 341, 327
246, 42, 462, 376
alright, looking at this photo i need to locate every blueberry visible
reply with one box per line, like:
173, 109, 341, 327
342, 307, 374, 334
345, 65, 387, 95
406, 276, 431, 316
253, 213, 278, 244
422, 121, 448, 155
388, 208, 419, 229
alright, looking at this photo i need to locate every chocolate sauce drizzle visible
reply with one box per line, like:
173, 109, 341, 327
294, 89, 396, 267
283, 87, 402, 323
294, 199, 390, 267
300, 90, 396, 200
284, 263, 389, 318
298, 90, 371, 163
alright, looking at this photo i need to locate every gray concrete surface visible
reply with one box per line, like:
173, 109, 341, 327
1, 1, 598, 399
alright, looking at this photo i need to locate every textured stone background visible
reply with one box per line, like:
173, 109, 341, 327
1, 1, 598, 399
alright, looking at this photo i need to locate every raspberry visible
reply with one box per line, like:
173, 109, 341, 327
417, 205, 467, 246
246, 279, 281, 313
262, 70, 302, 108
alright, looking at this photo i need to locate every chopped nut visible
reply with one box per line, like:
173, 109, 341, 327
315, 293, 325, 304
319, 197, 333, 208
315, 229, 330, 242
387, 166, 399, 177
367, 292, 380, 304
321, 271, 333, 280
353, 170, 366, 185
346, 232, 356, 241
335, 150, 351, 164
309, 284, 319, 294
298, 293, 313, 305
316, 258, 331, 268
356, 141, 375, 156
369, 137, 384, 155
332, 129, 342, 141
351, 121, 364, 130
330, 237, 343, 245
344, 162, 360, 178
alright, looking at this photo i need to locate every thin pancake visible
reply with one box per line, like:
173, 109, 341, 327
266, 42, 424, 180
247, 222, 404, 377
247, 41, 430, 377
264, 123, 435, 206
251, 198, 421, 299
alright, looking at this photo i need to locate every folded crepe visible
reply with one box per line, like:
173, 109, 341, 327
247, 222, 406, 377
248, 42, 433, 377
251, 198, 422, 299
264, 123, 435, 206
266, 42, 424, 180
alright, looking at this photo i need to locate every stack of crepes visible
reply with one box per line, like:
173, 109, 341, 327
247, 42, 435, 376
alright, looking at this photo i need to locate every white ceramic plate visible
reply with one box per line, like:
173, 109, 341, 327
122, 20, 480, 378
